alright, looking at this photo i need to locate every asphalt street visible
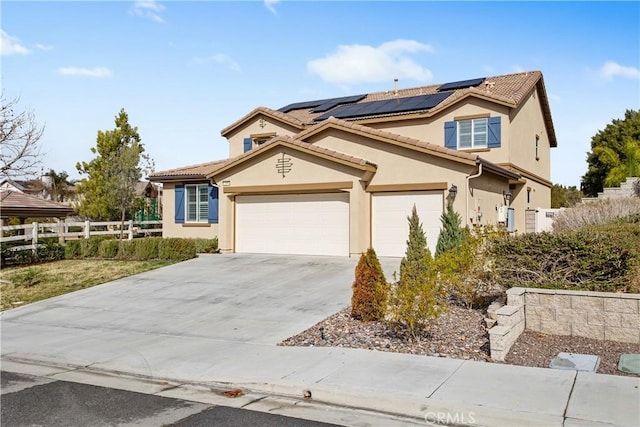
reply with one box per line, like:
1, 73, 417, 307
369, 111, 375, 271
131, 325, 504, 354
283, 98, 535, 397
1, 371, 338, 427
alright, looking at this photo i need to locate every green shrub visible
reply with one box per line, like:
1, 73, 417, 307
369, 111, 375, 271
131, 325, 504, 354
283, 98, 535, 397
80, 237, 105, 258
193, 238, 219, 253
98, 240, 120, 259
435, 202, 465, 258
36, 242, 65, 262
435, 227, 504, 308
134, 237, 160, 260
65, 240, 82, 259
351, 248, 388, 321
490, 223, 640, 293
117, 240, 136, 260
158, 238, 196, 261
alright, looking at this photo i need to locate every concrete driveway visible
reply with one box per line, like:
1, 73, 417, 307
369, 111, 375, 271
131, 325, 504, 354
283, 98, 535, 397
1, 254, 399, 382
1, 254, 367, 345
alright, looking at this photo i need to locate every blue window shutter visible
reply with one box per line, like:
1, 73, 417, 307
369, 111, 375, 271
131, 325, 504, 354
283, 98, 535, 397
243, 137, 252, 153
444, 121, 457, 150
174, 184, 185, 224
208, 184, 219, 224
488, 117, 502, 148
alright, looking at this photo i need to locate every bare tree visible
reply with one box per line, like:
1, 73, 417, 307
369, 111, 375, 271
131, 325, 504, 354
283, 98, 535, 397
0, 95, 44, 179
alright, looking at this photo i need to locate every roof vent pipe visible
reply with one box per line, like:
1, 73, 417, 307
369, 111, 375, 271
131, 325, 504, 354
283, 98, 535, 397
394, 78, 399, 95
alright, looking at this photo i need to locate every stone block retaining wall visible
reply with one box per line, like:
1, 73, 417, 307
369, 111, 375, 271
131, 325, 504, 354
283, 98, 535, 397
489, 287, 640, 361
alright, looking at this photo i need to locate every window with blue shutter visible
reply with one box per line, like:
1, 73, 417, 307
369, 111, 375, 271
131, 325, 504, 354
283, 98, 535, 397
444, 121, 457, 150
174, 184, 185, 224
487, 117, 501, 148
243, 137, 252, 153
445, 117, 501, 150
208, 184, 219, 224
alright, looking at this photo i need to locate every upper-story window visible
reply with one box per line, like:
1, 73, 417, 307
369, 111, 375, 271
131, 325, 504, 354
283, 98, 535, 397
444, 116, 501, 151
458, 118, 487, 149
535, 135, 540, 160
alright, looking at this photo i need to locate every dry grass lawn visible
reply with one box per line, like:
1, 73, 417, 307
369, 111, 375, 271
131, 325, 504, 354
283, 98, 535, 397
0, 259, 172, 311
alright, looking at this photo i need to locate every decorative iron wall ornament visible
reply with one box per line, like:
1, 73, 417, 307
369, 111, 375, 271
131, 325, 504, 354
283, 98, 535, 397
276, 152, 292, 178
259, 118, 267, 129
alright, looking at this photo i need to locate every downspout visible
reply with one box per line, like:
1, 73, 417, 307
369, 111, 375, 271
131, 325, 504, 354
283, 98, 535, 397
466, 159, 483, 227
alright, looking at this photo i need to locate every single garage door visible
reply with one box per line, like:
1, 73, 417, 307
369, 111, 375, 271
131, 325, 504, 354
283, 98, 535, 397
236, 193, 349, 256
372, 191, 443, 257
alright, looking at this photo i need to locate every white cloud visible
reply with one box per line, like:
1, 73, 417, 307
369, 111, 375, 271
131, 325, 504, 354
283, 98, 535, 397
600, 61, 640, 80
1, 30, 31, 56
191, 54, 241, 72
264, 0, 279, 16
307, 39, 433, 84
129, 0, 166, 23
35, 43, 53, 51
59, 67, 113, 78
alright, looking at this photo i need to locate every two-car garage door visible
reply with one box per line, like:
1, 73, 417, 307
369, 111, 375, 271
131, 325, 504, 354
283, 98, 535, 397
235, 193, 350, 256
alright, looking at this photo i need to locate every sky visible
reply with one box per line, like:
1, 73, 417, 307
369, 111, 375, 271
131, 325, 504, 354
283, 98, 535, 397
2, 1, 639, 188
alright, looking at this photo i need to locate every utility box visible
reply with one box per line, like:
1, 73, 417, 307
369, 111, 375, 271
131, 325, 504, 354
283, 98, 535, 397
506, 207, 515, 232
497, 206, 508, 223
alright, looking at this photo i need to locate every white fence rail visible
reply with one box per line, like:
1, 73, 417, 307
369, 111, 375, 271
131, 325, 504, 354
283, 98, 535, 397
1, 220, 162, 251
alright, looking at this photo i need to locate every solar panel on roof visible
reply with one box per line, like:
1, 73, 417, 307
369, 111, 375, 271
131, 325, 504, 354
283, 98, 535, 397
278, 100, 325, 113
437, 77, 486, 92
278, 94, 367, 113
313, 92, 453, 121
312, 94, 367, 112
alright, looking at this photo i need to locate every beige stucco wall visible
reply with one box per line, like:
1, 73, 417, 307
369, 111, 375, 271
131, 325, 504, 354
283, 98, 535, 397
226, 115, 301, 157
366, 98, 511, 165
161, 182, 219, 239
508, 88, 552, 182
213, 146, 369, 255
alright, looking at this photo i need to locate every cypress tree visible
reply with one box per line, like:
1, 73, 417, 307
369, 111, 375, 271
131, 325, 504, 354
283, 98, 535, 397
435, 202, 465, 257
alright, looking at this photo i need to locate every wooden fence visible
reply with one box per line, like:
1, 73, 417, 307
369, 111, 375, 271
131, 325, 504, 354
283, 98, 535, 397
0, 220, 162, 251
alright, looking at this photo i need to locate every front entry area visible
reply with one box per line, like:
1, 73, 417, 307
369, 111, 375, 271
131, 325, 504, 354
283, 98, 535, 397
235, 193, 350, 256
372, 191, 443, 257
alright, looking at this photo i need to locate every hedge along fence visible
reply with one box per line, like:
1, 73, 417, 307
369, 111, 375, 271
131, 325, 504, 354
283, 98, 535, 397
64, 237, 197, 262
490, 222, 640, 293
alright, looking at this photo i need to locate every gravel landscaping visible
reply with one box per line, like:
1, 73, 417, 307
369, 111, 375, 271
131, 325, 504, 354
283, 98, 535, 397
280, 304, 640, 377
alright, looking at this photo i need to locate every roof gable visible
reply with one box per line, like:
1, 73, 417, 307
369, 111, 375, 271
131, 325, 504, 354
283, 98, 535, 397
209, 135, 376, 179
220, 107, 305, 137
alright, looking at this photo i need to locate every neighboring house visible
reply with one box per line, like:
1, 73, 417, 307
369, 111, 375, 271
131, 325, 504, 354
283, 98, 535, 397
150, 71, 557, 257
0, 179, 43, 197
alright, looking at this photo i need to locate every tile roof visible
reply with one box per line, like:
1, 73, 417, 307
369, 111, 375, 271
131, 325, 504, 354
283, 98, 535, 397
295, 117, 479, 164
282, 71, 543, 124
149, 159, 229, 180
220, 106, 305, 137
0, 190, 75, 217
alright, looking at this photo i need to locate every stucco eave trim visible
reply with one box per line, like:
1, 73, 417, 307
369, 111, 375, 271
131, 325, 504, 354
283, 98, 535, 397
223, 181, 354, 195
366, 182, 448, 193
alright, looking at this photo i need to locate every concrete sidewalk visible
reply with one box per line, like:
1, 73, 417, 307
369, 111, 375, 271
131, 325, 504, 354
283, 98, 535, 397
1, 255, 638, 426
2, 330, 638, 426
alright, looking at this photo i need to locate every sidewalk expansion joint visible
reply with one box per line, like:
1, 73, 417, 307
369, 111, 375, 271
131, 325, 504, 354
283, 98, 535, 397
425, 359, 465, 398
562, 371, 578, 421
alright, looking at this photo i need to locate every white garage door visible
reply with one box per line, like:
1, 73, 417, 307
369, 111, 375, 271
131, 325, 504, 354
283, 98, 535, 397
236, 193, 349, 256
372, 191, 443, 257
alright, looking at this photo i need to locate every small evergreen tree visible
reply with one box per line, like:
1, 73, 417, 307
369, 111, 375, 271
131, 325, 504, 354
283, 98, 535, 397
399, 204, 432, 284
388, 205, 446, 341
351, 248, 388, 321
435, 202, 465, 258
